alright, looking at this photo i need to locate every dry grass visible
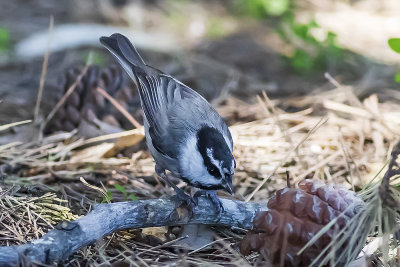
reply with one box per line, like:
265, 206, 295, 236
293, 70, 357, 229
231, 86, 399, 202
1, 78, 400, 265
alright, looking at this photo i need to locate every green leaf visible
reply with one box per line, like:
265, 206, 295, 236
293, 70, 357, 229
395, 72, 400, 83
0, 27, 10, 52
290, 49, 314, 73
114, 184, 127, 199
262, 0, 290, 16
83, 51, 105, 66
234, 0, 290, 19
388, 38, 400, 54
128, 194, 138, 201
102, 191, 113, 203
206, 18, 226, 39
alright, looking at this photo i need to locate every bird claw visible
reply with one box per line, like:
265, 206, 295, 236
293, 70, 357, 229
170, 190, 197, 219
193, 190, 224, 221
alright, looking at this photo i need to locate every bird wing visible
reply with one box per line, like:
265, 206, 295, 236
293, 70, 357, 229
138, 73, 207, 158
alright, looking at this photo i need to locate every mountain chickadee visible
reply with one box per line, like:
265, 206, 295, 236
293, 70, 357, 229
100, 33, 235, 217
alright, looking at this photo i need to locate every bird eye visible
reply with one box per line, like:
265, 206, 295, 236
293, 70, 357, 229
207, 165, 221, 178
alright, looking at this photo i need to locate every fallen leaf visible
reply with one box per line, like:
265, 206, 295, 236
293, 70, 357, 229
70, 142, 114, 163
104, 129, 144, 157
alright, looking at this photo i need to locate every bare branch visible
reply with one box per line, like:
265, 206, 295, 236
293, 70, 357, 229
0, 197, 267, 266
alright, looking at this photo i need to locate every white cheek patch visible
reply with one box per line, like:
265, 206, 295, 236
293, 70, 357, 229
178, 136, 220, 187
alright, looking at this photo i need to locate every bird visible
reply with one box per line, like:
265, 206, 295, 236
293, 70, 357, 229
100, 33, 235, 217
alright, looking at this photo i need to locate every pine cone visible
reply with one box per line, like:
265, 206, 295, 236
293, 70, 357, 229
240, 179, 364, 266
43, 64, 142, 135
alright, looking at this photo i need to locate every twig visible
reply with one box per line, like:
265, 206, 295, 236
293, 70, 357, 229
286, 170, 291, 188
0, 120, 32, 132
187, 237, 231, 255
34, 15, 54, 123
324, 73, 363, 108
96, 87, 142, 129
0, 197, 267, 266
80, 177, 110, 203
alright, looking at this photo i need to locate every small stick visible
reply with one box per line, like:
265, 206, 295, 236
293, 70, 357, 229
286, 170, 291, 188
324, 72, 362, 108
34, 15, 54, 123
96, 87, 142, 129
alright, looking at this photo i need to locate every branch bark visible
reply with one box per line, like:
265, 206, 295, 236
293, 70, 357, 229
0, 197, 267, 266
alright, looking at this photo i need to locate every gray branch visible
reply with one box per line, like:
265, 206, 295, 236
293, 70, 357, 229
0, 197, 267, 266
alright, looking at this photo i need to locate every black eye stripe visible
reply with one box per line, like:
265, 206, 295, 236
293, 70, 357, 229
207, 165, 221, 179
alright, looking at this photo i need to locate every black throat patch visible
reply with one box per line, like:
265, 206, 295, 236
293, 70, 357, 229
197, 126, 232, 178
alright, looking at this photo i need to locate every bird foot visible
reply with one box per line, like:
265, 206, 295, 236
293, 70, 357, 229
193, 190, 224, 220
168, 190, 197, 220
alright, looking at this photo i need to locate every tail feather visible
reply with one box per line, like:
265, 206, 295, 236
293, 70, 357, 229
100, 33, 167, 125
99, 33, 147, 85
100, 33, 145, 66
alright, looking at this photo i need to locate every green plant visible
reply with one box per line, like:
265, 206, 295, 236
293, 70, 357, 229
0, 27, 10, 52
235, 0, 291, 18
278, 16, 342, 74
388, 38, 400, 54
206, 18, 226, 39
388, 38, 400, 83
234, 0, 342, 74
101, 191, 113, 203
114, 184, 137, 201
83, 51, 105, 66
102, 184, 137, 203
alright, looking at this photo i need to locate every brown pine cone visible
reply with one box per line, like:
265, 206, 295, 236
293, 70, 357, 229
43, 64, 142, 135
240, 179, 364, 266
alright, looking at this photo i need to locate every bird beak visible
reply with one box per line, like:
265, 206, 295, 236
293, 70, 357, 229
223, 180, 234, 195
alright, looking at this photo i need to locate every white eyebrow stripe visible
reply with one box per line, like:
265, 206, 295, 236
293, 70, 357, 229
206, 148, 221, 167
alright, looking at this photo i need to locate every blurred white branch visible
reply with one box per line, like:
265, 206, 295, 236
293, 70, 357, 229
15, 24, 181, 59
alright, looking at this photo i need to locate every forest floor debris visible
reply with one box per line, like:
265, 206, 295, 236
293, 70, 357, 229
1, 81, 400, 265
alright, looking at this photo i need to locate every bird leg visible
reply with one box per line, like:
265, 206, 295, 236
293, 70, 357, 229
157, 168, 196, 218
193, 190, 224, 220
